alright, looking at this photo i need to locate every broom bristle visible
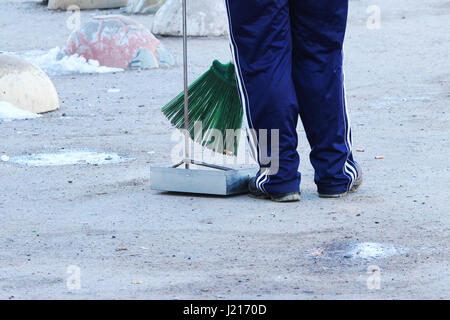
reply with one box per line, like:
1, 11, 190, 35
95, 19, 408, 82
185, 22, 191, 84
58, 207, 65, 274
162, 60, 243, 155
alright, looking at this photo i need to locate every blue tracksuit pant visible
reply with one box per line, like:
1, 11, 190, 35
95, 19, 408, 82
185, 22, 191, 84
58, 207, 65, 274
225, 0, 359, 195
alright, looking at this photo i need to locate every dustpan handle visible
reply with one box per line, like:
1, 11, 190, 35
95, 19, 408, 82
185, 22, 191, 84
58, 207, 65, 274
182, 0, 190, 168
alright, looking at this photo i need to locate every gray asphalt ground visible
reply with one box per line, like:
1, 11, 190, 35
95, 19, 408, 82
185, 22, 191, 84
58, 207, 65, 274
0, 0, 449, 299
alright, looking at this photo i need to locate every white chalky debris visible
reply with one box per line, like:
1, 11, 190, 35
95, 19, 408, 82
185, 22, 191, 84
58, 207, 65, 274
10, 47, 123, 76
0, 101, 41, 121
9, 150, 133, 167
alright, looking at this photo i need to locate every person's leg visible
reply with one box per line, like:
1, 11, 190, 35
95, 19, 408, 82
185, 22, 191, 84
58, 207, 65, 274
225, 0, 301, 195
289, 0, 360, 195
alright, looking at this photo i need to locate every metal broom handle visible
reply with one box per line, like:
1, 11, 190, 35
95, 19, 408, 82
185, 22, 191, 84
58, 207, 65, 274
182, 0, 190, 169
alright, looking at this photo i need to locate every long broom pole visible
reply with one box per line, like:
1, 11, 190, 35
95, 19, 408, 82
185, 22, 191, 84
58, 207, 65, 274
182, 0, 190, 169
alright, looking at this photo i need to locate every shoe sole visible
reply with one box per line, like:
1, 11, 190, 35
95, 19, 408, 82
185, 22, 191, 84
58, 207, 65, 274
271, 193, 301, 202
248, 193, 301, 202
248, 193, 271, 200
318, 180, 362, 199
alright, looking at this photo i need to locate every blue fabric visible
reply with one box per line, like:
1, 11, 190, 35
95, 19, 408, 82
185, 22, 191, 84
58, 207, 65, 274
225, 0, 358, 195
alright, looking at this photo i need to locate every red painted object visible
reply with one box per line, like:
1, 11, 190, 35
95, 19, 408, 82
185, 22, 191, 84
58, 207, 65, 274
65, 15, 170, 69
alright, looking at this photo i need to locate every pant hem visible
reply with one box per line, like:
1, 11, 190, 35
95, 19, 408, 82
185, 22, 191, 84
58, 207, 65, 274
264, 179, 301, 196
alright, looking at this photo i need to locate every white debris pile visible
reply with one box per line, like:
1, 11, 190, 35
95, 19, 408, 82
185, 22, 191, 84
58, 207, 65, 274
311, 241, 405, 261
346, 242, 400, 259
0, 101, 41, 121
11, 47, 123, 76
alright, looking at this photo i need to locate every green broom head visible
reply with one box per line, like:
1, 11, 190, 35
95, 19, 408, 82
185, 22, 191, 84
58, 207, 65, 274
162, 60, 243, 156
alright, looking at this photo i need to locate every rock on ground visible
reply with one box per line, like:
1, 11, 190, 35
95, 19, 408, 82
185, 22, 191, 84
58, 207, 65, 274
152, 0, 228, 36
47, 0, 127, 10
126, 0, 166, 14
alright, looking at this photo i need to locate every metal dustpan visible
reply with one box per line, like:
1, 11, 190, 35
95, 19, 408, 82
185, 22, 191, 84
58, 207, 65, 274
150, 0, 256, 195
151, 160, 257, 196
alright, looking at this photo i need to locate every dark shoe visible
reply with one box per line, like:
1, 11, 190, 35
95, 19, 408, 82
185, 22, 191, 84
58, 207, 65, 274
271, 192, 302, 202
319, 191, 348, 199
318, 163, 363, 198
248, 177, 270, 199
248, 177, 300, 202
